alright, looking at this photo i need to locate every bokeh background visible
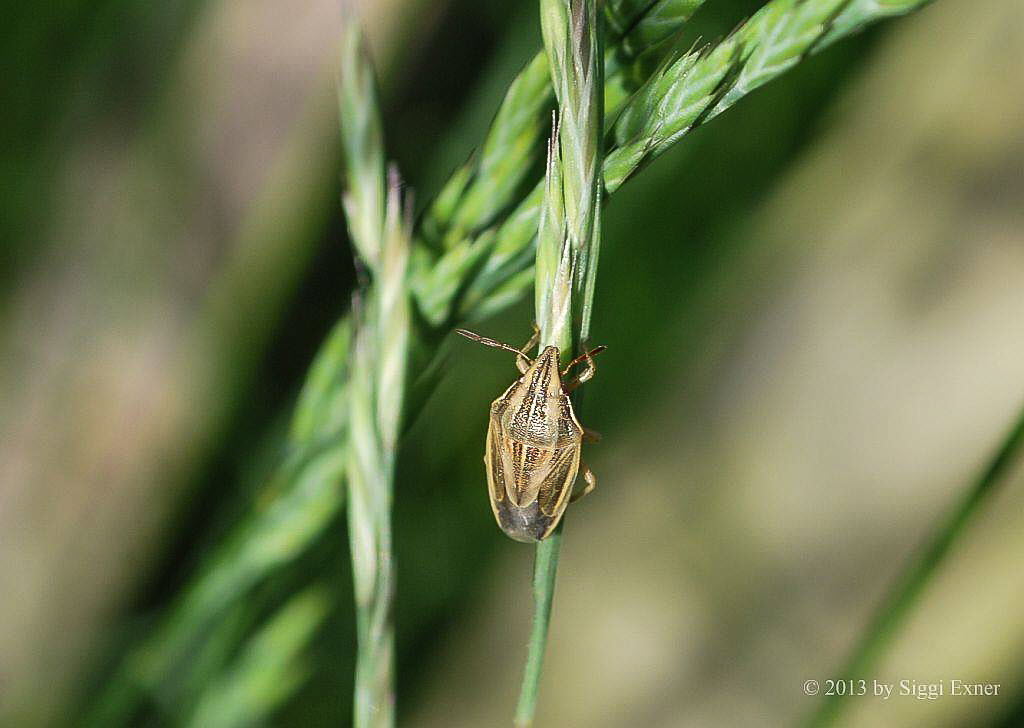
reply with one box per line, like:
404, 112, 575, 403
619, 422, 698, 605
2, 0, 1023, 726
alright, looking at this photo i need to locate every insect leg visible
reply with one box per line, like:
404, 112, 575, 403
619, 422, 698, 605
516, 324, 541, 373
564, 349, 605, 391
582, 426, 602, 444
455, 328, 534, 370
560, 343, 607, 382
570, 461, 597, 502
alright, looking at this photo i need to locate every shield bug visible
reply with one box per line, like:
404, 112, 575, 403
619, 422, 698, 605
455, 327, 604, 542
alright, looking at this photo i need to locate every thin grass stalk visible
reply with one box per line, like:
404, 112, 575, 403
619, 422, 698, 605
514, 527, 564, 727
804, 403, 1024, 728
345, 172, 411, 728
339, 22, 411, 727
515, 2, 603, 725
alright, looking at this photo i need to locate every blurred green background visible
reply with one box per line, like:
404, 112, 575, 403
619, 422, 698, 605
2, 0, 1023, 726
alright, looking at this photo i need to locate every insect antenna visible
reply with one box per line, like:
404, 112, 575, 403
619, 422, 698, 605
455, 328, 534, 368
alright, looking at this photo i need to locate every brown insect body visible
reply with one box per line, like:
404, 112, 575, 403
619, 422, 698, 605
485, 346, 583, 542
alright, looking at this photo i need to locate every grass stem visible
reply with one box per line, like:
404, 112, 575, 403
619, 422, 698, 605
515, 1, 603, 724
514, 526, 564, 727
339, 23, 410, 728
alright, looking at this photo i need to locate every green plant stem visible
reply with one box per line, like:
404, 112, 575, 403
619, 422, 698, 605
514, 526, 564, 727
345, 180, 411, 726
516, 1, 603, 725
805, 403, 1024, 728
339, 22, 411, 727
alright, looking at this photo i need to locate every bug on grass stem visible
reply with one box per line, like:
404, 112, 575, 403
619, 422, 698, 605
455, 327, 605, 542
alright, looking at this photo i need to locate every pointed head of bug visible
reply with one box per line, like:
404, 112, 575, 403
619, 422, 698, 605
524, 346, 563, 396
537, 346, 560, 364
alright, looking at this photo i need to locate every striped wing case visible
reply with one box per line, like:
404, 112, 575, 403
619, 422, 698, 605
483, 347, 582, 542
